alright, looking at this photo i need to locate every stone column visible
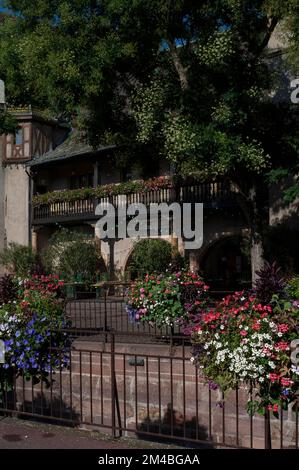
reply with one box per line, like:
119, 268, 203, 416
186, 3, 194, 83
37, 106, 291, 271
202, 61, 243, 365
189, 250, 199, 273
170, 234, 178, 251
31, 229, 38, 251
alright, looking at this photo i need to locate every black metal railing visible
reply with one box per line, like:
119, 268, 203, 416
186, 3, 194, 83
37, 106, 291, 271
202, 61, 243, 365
32, 181, 236, 224
64, 294, 183, 341
0, 327, 298, 449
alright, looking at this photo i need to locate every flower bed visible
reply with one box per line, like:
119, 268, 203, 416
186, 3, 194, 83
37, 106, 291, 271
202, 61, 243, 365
126, 271, 209, 328
32, 176, 174, 207
187, 291, 299, 416
0, 275, 69, 397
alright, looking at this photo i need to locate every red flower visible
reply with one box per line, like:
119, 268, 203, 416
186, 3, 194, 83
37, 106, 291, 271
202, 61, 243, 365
280, 378, 293, 387
276, 341, 289, 351
269, 373, 280, 382
278, 324, 289, 333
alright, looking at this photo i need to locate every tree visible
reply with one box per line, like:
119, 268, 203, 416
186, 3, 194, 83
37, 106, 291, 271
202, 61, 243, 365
129, 1, 299, 281
0, 108, 17, 134
0, 1, 298, 281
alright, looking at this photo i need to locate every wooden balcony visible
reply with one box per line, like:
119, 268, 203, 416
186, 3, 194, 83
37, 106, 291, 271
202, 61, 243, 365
32, 181, 237, 225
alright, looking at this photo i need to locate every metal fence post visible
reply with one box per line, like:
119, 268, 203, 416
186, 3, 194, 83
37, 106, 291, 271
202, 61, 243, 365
110, 332, 116, 438
104, 289, 108, 343
264, 408, 272, 449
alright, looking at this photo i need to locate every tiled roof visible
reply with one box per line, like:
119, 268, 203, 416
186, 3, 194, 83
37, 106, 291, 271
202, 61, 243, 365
28, 130, 116, 167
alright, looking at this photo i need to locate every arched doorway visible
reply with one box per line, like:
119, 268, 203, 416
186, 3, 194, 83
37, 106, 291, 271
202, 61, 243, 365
201, 236, 251, 291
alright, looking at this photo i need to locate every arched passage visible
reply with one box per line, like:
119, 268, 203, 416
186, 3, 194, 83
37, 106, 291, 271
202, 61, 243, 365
200, 235, 251, 291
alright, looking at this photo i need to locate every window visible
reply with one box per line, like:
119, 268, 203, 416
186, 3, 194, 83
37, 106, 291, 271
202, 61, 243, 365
15, 128, 23, 145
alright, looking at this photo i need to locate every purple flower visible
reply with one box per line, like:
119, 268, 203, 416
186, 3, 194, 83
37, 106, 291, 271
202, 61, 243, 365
208, 380, 219, 391
216, 401, 224, 409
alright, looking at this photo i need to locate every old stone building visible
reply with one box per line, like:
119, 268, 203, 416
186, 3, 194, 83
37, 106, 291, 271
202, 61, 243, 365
0, 107, 68, 273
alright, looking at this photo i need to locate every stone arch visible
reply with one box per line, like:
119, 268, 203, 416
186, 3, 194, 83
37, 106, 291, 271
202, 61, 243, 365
198, 229, 248, 264
199, 232, 251, 291
123, 237, 174, 278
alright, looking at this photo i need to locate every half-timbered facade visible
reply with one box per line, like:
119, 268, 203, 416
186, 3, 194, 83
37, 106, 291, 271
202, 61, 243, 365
0, 107, 68, 261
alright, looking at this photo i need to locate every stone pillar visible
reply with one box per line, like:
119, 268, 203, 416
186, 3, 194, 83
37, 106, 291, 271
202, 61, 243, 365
31, 229, 38, 251
177, 238, 185, 256
189, 250, 199, 273
170, 234, 178, 251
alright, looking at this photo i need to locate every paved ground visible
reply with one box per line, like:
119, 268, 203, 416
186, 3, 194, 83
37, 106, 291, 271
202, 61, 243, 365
0, 417, 182, 449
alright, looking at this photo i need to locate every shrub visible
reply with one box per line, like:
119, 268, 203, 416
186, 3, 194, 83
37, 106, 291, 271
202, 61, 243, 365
287, 275, 299, 299
42, 228, 101, 282
128, 239, 185, 277
0, 243, 41, 277
254, 261, 286, 304
126, 271, 209, 327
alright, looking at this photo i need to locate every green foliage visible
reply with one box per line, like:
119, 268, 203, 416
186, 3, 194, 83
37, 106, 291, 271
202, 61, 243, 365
0, 0, 298, 225
194, 29, 235, 66
0, 109, 17, 134
0, 242, 41, 277
287, 275, 299, 299
128, 239, 174, 277
42, 228, 100, 282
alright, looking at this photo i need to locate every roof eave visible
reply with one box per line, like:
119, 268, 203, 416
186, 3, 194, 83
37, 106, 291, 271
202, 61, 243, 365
27, 144, 117, 168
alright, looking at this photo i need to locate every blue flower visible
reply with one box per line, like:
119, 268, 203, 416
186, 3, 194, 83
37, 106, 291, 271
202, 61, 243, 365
15, 331, 21, 338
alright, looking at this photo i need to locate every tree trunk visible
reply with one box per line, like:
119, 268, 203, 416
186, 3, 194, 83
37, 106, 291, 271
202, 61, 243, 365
251, 226, 264, 285
167, 40, 189, 92
230, 180, 265, 286
249, 185, 265, 286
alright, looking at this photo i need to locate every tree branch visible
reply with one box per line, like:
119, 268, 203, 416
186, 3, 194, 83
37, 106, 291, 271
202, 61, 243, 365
166, 40, 189, 92
256, 16, 279, 56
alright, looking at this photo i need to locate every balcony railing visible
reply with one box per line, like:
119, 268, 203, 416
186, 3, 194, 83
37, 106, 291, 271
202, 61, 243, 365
32, 181, 236, 225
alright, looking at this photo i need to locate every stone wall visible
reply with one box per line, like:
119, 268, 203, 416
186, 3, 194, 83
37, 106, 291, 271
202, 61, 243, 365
4, 164, 29, 246
0, 137, 5, 273
14, 340, 298, 449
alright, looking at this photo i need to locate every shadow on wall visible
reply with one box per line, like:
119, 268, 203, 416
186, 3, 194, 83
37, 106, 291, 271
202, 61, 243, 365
0, 391, 80, 427
136, 403, 213, 448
